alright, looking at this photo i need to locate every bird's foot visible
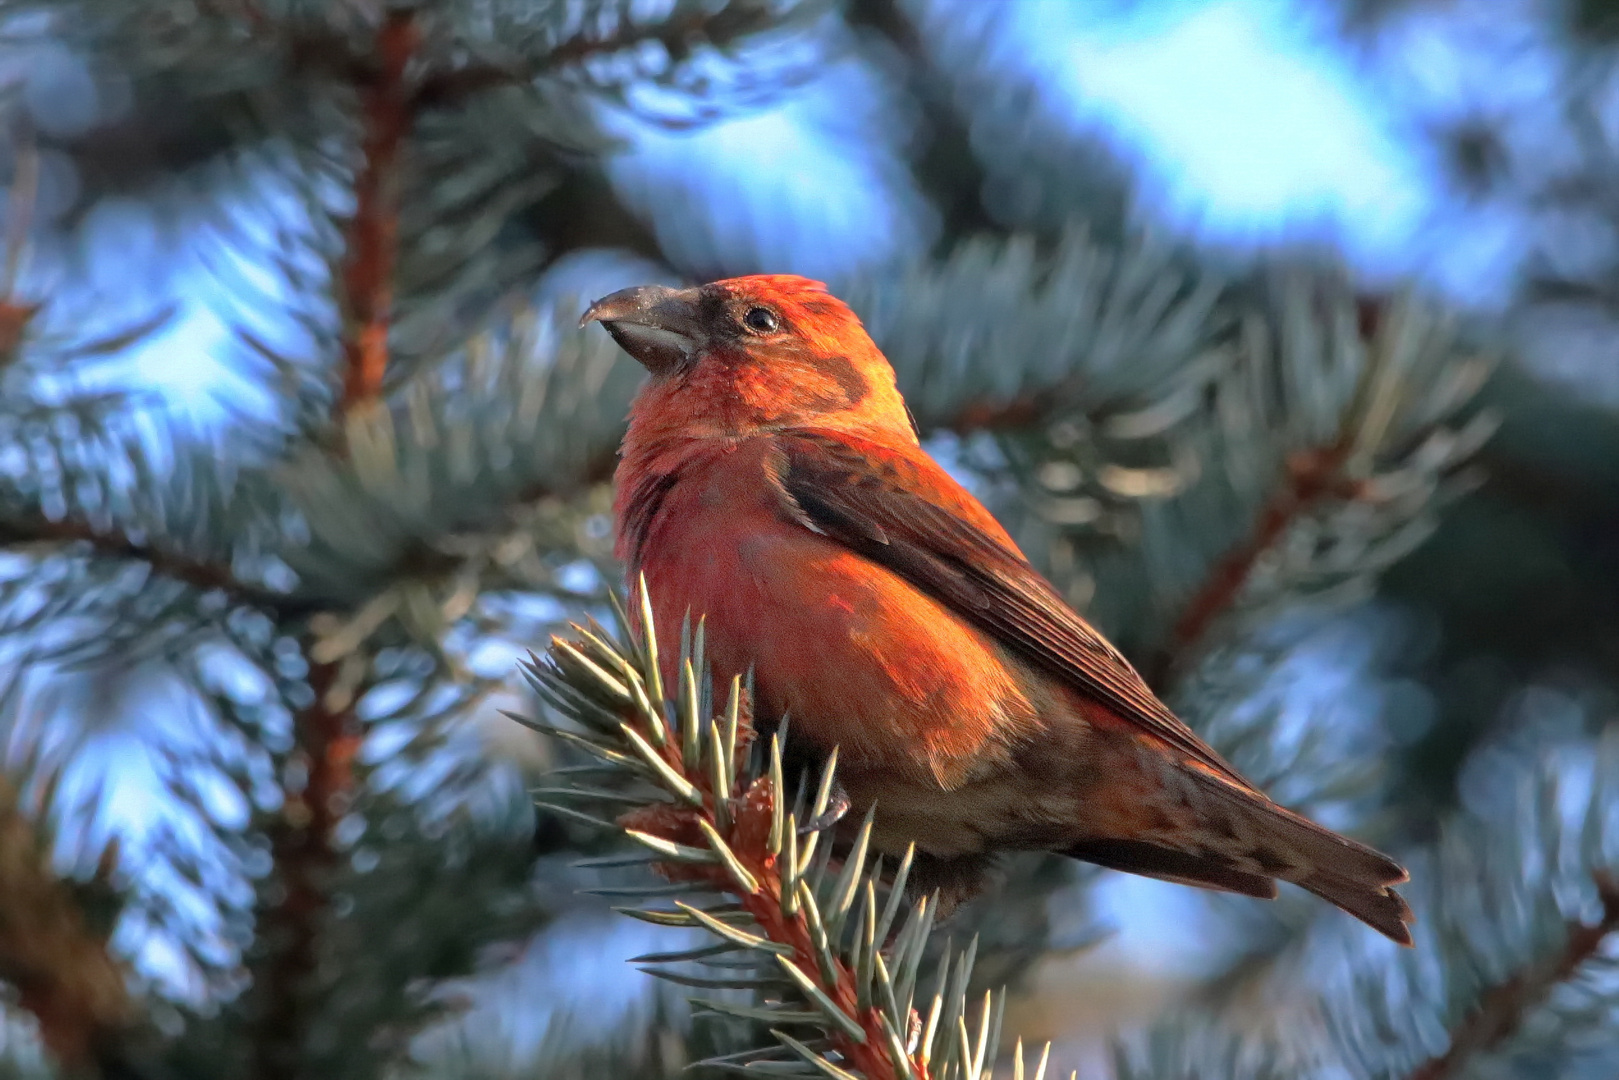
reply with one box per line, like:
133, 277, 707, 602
797, 787, 850, 835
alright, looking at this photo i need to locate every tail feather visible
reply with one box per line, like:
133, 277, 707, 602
1065, 772, 1415, 946
1064, 837, 1279, 900
1193, 779, 1414, 945
1293, 865, 1414, 946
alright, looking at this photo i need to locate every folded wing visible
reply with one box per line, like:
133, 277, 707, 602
772, 428, 1254, 790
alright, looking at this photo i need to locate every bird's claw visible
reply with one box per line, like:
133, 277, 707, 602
797, 788, 850, 836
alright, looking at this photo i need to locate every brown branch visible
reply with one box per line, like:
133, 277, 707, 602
1149, 444, 1366, 684
942, 393, 1053, 434
336, 11, 419, 419
0, 514, 312, 616
539, 622, 1046, 1079
252, 655, 363, 1080
600, 725, 912, 1079
1407, 872, 1619, 1080
926, 374, 1094, 435
0, 779, 130, 1072
628, 796, 907, 1078
0, 452, 615, 626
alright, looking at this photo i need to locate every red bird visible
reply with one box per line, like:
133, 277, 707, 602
583, 274, 1414, 945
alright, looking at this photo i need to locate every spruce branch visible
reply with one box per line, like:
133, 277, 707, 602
843, 0, 1000, 243
252, 653, 365, 1080
1142, 286, 1496, 686
535, 0, 785, 75
1405, 872, 1619, 1080
847, 228, 1226, 437
943, 390, 1078, 436
1148, 439, 1364, 687
1152, 296, 1397, 677
0, 512, 304, 617
415, 0, 793, 108
1111, 1019, 1298, 1080
1326, 727, 1619, 1080
0, 756, 128, 1073
0, 115, 40, 361
277, 306, 637, 608
514, 581, 1056, 1080
1111, 731, 1619, 1080
336, 9, 419, 419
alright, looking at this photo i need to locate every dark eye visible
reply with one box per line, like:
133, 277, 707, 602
743, 307, 779, 334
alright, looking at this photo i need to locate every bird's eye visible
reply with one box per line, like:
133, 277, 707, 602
743, 307, 780, 334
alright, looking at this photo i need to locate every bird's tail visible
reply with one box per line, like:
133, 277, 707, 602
1065, 773, 1414, 946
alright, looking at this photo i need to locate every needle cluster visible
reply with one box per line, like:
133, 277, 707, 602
514, 579, 1061, 1080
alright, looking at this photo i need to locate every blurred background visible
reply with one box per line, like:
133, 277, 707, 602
2, 0, 1619, 1078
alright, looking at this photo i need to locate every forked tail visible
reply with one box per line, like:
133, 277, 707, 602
1065, 772, 1414, 946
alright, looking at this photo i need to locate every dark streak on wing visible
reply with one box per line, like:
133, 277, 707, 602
773, 430, 1256, 790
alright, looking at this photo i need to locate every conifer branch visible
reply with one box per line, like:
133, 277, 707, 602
1150, 440, 1365, 685
415, 0, 787, 107
943, 388, 1075, 435
0, 513, 308, 616
0, 116, 40, 359
543, 0, 784, 73
0, 775, 129, 1072
1406, 872, 1619, 1080
844, 0, 1000, 243
517, 583, 1052, 1080
253, 655, 365, 1080
1145, 293, 1430, 687
336, 10, 419, 419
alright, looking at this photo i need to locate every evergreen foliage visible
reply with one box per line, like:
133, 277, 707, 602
0, 1, 1613, 1079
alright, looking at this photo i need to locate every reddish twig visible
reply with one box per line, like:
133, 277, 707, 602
0, 781, 129, 1071
538, 622, 1031, 1079
1144, 442, 1366, 688
336, 11, 419, 418
1407, 873, 1619, 1080
0, 514, 309, 616
0, 114, 40, 357
623, 773, 910, 1078
1170, 444, 1361, 649
253, 656, 363, 1080
943, 393, 1053, 434
548, 632, 910, 1077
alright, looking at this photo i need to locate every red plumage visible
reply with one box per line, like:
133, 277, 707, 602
583, 274, 1414, 945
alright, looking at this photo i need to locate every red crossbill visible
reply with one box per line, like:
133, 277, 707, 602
583, 274, 1413, 945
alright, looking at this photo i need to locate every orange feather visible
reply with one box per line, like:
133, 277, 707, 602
584, 274, 1415, 945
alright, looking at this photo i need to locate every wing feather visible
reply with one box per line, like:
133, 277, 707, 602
774, 429, 1255, 791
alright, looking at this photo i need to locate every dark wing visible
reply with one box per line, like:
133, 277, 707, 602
773, 429, 1255, 791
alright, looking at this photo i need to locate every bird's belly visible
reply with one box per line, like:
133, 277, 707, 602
642, 515, 1041, 792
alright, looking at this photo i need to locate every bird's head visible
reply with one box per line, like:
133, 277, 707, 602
582, 275, 916, 443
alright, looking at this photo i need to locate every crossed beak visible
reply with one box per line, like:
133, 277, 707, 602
580, 284, 706, 374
